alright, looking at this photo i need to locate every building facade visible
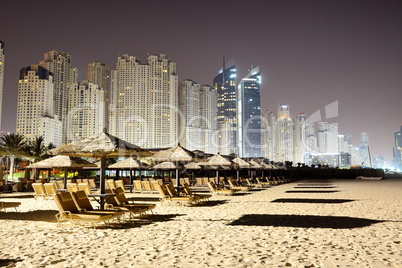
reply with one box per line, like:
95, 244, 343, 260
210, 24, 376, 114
178, 80, 201, 151
87, 61, 110, 130
275, 104, 294, 162
39, 50, 75, 144
200, 85, 218, 154
261, 109, 275, 160
237, 66, 261, 158
67, 81, 106, 142
213, 59, 237, 155
110, 54, 178, 149
393, 125, 402, 170
293, 113, 307, 164
16, 65, 61, 146
0, 41, 4, 130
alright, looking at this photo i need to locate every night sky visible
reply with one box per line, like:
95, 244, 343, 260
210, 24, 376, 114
2, 0, 402, 160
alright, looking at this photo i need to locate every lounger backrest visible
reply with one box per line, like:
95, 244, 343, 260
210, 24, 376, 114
134, 181, 142, 191
106, 179, 116, 189
166, 184, 178, 197
156, 184, 169, 199
207, 182, 217, 192
67, 183, 78, 192
71, 190, 94, 211
228, 180, 236, 188
181, 182, 192, 196
32, 183, 46, 196
88, 179, 97, 188
78, 183, 92, 195
142, 181, 152, 192
44, 183, 57, 195
54, 192, 80, 213
55, 180, 64, 189
115, 180, 125, 190
105, 189, 119, 205
112, 187, 128, 205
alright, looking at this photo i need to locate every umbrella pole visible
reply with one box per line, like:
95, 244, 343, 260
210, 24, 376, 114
216, 170, 219, 185
64, 168, 68, 189
237, 169, 239, 182
176, 168, 179, 188
130, 169, 133, 185
47, 170, 51, 181
99, 155, 106, 209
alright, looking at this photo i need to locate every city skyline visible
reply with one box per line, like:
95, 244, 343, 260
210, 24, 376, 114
1, 1, 402, 160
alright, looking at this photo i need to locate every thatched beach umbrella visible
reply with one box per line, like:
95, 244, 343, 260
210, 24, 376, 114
232, 157, 250, 181
48, 131, 152, 209
107, 158, 145, 184
199, 154, 233, 184
27, 155, 97, 188
184, 162, 202, 183
150, 145, 194, 188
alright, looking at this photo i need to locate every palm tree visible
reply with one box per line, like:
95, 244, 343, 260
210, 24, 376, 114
0, 133, 27, 183
28, 136, 46, 162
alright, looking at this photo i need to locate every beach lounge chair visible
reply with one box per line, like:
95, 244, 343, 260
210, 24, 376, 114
141, 181, 152, 193
67, 183, 79, 192
53, 192, 114, 227
133, 180, 143, 193
207, 182, 236, 196
228, 180, 251, 191
78, 183, 93, 195
246, 178, 263, 188
44, 183, 58, 196
156, 184, 198, 206
55, 180, 65, 189
0, 201, 21, 212
115, 180, 127, 192
104, 189, 152, 220
256, 178, 272, 187
71, 191, 124, 222
112, 187, 156, 211
150, 180, 161, 193
181, 182, 211, 202
32, 183, 48, 199
106, 179, 116, 189
88, 179, 97, 189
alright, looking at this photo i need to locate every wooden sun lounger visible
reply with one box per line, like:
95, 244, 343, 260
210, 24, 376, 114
228, 180, 251, 191
156, 184, 198, 206
0, 201, 21, 212
181, 182, 211, 203
54, 192, 114, 228
207, 182, 236, 196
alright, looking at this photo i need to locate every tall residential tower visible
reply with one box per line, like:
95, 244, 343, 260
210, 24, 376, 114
237, 66, 261, 158
213, 58, 237, 155
0, 41, 4, 130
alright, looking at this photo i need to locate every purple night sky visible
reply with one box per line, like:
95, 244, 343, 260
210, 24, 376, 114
2, 0, 402, 160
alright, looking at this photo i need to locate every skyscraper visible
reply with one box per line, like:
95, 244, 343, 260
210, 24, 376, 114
294, 113, 307, 164
16, 65, 62, 146
261, 109, 276, 160
359, 132, 370, 167
394, 125, 402, 169
0, 41, 4, 130
237, 66, 261, 158
275, 104, 294, 162
213, 58, 237, 155
200, 85, 218, 154
178, 80, 201, 151
39, 50, 74, 143
110, 54, 178, 148
87, 61, 110, 130
67, 81, 106, 143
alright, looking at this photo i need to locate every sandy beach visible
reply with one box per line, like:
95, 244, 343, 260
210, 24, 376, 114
0, 178, 401, 267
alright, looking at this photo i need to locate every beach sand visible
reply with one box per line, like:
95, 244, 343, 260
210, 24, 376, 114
0, 178, 401, 267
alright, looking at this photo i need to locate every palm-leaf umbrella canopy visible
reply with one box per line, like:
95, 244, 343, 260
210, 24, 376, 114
153, 161, 178, 170
48, 132, 152, 209
184, 162, 202, 170
107, 158, 142, 169
232, 157, 250, 169
200, 153, 232, 167
48, 132, 151, 158
27, 155, 96, 169
248, 160, 262, 169
150, 144, 194, 162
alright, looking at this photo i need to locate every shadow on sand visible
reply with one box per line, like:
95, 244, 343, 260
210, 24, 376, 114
286, 190, 340, 193
103, 214, 185, 229
228, 214, 384, 229
271, 198, 355, 204
127, 196, 161, 202
0, 259, 23, 266
196, 200, 227, 207
294, 186, 337, 189
0, 210, 58, 222
0, 194, 35, 199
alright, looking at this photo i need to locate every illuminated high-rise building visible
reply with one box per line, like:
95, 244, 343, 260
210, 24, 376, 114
0, 41, 4, 130
261, 109, 275, 160
213, 58, 237, 155
394, 125, 402, 169
87, 61, 110, 130
110, 54, 178, 148
67, 81, 106, 143
178, 80, 201, 151
294, 113, 307, 164
39, 50, 75, 143
275, 103, 293, 162
237, 66, 261, 158
359, 132, 370, 167
16, 65, 62, 146
200, 85, 218, 154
